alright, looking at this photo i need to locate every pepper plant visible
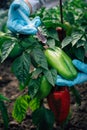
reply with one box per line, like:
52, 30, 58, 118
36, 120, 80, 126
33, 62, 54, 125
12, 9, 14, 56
0, 0, 87, 130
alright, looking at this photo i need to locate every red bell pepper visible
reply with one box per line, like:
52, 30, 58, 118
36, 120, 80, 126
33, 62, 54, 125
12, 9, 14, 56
47, 87, 70, 124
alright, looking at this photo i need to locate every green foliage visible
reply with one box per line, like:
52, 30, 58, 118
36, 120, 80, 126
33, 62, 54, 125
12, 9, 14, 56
0, 101, 9, 130
32, 48, 48, 70
61, 32, 86, 61
1, 41, 16, 62
12, 95, 40, 122
43, 68, 57, 86
28, 78, 40, 98
47, 39, 56, 48
0, 33, 24, 61
32, 106, 55, 130
29, 97, 40, 111
0, 94, 9, 101
0, 32, 13, 48
12, 52, 31, 86
0, 94, 9, 130
70, 87, 81, 106
61, 32, 84, 48
47, 29, 59, 41
63, 0, 87, 61
12, 95, 30, 123
31, 68, 42, 79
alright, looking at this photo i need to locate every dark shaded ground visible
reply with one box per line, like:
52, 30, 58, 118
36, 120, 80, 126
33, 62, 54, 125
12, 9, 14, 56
0, 59, 87, 130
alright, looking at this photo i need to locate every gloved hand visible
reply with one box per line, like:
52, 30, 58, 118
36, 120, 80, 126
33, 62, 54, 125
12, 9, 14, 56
7, 0, 41, 35
56, 59, 87, 87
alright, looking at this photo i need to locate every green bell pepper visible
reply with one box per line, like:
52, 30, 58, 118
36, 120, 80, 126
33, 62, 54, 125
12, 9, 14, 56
37, 76, 52, 100
44, 47, 77, 80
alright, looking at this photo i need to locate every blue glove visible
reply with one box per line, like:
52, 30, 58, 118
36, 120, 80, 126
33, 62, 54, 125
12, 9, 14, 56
56, 59, 87, 87
7, 0, 41, 35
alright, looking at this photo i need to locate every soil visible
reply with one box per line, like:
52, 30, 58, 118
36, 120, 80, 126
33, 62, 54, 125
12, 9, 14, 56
0, 59, 87, 130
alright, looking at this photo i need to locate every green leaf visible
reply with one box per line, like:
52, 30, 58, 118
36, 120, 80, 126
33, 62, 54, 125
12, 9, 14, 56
19, 73, 31, 91
43, 69, 57, 86
84, 42, 87, 53
70, 87, 81, 106
71, 32, 83, 46
32, 106, 55, 130
47, 29, 59, 41
74, 46, 85, 61
47, 39, 55, 49
43, 20, 59, 29
32, 48, 48, 70
65, 12, 74, 24
76, 40, 86, 48
29, 97, 40, 111
0, 32, 13, 48
50, 68, 57, 84
61, 36, 72, 48
21, 36, 38, 49
28, 78, 40, 98
12, 52, 31, 85
19, 83, 26, 91
31, 68, 42, 79
0, 94, 9, 101
1, 41, 15, 62
12, 95, 30, 123
0, 101, 9, 130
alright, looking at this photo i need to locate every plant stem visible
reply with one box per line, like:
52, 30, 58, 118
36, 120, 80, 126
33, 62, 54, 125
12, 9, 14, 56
57, 0, 66, 42
59, 0, 63, 24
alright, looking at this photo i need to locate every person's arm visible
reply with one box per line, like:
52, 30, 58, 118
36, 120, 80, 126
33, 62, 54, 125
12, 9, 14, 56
56, 59, 87, 87
28, 0, 45, 13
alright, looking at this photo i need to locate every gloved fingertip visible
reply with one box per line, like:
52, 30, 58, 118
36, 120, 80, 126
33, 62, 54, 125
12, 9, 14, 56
72, 59, 87, 73
32, 16, 41, 27
72, 59, 79, 64
72, 59, 81, 69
